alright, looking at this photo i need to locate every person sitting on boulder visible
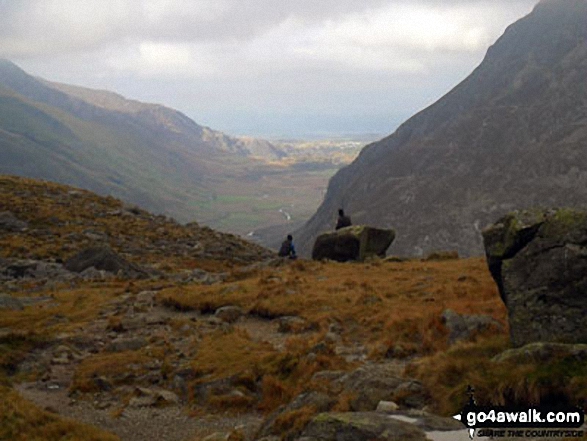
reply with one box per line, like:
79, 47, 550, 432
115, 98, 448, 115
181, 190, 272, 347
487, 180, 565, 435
278, 234, 297, 259
335, 209, 352, 230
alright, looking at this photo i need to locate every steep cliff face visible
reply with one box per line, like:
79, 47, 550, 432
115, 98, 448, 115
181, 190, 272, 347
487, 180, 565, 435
297, 0, 587, 257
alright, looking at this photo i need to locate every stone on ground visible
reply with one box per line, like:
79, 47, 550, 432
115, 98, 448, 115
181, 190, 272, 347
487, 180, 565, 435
312, 226, 395, 262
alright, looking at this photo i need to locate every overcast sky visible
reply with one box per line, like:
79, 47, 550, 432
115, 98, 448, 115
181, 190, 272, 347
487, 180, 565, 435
0, 0, 538, 139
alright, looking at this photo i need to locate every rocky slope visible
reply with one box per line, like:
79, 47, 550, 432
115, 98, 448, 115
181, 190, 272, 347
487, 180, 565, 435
1, 176, 585, 441
296, 0, 587, 257
0, 175, 273, 274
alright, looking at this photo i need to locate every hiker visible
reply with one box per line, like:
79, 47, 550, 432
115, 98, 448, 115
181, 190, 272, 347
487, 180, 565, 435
335, 208, 352, 230
278, 234, 297, 259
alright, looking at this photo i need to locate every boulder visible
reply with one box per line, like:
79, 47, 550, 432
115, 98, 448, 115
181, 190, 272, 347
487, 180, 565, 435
0, 211, 28, 232
311, 365, 427, 411
278, 316, 318, 334
106, 337, 148, 353
482, 208, 587, 347
312, 226, 395, 262
376, 401, 399, 412
214, 305, 244, 323
64, 246, 148, 278
491, 342, 587, 364
1, 259, 72, 281
256, 391, 336, 439
441, 309, 503, 345
300, 412, 427, 441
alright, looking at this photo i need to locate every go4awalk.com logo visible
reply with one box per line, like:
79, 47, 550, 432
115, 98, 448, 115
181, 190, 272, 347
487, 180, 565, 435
453, 404, 585, 439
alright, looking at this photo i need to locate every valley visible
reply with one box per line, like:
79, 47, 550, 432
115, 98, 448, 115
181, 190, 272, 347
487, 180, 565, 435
1, 1, 587, 440
0, 59, 368, 251
194, 138, 366, 247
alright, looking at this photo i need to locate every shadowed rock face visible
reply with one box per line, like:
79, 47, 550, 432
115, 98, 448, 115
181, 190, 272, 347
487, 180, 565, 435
482, 208, 587, 347
311, 226, 395, 262
296, 0, 587, 257
64, 246, 149, 279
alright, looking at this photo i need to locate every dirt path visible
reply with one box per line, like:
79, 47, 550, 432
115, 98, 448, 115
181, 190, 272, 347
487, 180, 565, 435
17, 381, 262, 441
13, 291, 402, 441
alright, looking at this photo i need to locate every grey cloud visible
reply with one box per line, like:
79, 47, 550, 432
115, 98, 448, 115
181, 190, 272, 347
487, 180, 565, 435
0, 0, 538, 57
0, 0, 539, 137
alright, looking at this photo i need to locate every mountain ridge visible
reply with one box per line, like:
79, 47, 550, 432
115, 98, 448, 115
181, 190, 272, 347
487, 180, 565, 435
0, 59, 288, 224
296, 0, 587, 257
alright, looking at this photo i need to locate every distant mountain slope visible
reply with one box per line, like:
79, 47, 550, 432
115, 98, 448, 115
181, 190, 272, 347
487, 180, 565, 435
296, 0, 587, 257
0, 60, 283, 222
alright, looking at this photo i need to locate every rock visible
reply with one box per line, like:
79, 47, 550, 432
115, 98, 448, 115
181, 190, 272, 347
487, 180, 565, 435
441, 309, 503, 345
335, 364, 405, 411
156, 389, 180, 405
202, 434, 230, 441
257, 392, 336, 439
0, 294, 24, 310
64, 246, 148, 278
312, 226, 396, 262
376, 401, 400, 412
492, 342, 587, 364
301, 412, 427, 441
277, 316, 318, 334
0, 211, 28, 232
106, 337, 148, 353
392, 380, 429, 409
0, 259, 71, 281
393, 409, 465, 431
129, 387, 180, 408
93, 376, 113, 392
214, 306, 244, 323
128, 395, 158, 408
424, 250, 459, 261
482, 208, 587, 346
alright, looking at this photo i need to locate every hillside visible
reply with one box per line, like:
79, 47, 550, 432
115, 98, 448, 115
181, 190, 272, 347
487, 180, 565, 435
2, 175, 584, 440
0, 175, 273, 271
296, 0, 587, 257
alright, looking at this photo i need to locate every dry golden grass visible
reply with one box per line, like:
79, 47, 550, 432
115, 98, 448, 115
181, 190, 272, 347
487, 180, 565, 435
72, 351, 151, 393
160, 257, 506, 358
190, 329, 347, 413
0, 175, 268, 272
0, 385, 119, 441
0, 284, 124, 335
408, 335, 587, 415
270, 405, 318, 439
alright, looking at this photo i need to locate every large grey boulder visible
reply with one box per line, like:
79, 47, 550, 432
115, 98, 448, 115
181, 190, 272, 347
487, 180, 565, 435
482, 208, 587, 347
300, 412, 427, 441
312, 226, 395, 262
65, 246, 148, 278
256, 391, 336, 439
491, 342, 587, 364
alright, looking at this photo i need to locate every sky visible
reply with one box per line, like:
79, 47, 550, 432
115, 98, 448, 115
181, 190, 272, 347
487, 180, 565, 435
0, 0, 538, 139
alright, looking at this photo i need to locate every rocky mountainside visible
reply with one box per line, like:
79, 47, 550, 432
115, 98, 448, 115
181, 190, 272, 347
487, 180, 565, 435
0, 60, 284, 223
1, 175, 585, 441
296, 0, 587, 257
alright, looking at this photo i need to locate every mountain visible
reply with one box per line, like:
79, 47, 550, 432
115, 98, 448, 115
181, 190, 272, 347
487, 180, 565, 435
296, 0, 587, 257
0, 59, 284, 223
